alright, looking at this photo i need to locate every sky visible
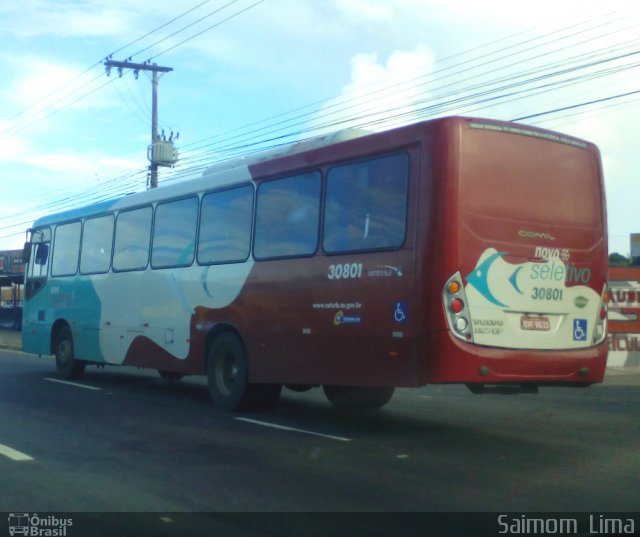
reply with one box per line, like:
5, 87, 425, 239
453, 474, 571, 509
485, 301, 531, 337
0, 0, 639, 255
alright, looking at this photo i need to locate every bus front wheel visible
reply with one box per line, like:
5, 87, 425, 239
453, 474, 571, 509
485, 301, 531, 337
206, 333, 281, 411
54, 326, 86, 380
323, 385, 394, 410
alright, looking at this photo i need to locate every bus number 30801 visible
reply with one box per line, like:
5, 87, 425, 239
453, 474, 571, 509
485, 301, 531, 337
531, 287, 563, 301
328, 263, 363, 280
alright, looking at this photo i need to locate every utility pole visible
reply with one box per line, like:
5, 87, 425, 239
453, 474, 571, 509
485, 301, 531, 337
104, 59, 175, 189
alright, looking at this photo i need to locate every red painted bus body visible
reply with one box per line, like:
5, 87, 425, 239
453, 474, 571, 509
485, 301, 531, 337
124, 118, 608, 386
23, 116, 608, 409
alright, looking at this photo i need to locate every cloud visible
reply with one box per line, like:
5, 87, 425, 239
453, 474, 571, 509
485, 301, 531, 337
312, 44, 435, 133
330, 0, 394, 22
2, 58, 83, 110
0, 134, 140, 184
421, 0, 618, 26
24, 153, 138, 175
0, 0, 157, 39
0, 0, 637, 256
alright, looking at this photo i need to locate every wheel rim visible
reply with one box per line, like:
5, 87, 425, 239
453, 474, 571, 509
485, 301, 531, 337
215, 350, 239, 396
56, 339, 72, 368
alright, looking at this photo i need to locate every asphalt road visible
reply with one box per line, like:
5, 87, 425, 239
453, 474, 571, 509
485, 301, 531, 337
0, 349, 638, 535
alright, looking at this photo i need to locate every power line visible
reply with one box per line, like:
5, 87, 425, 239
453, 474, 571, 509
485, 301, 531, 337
511, 88, 640, 121
1, 5, 639, 244
0, 0, 228, 139
147, 0, 268, 62
129, 0, 246, 61
173, 10, 640, 162
0, 0, 274, 236
109, 0, 214, 60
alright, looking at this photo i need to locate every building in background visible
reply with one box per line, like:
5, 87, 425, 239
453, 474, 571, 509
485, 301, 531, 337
607, 234, 640, 367
630, 234, 640, 266
0, 249, 24, 330
608, 266, 640, 367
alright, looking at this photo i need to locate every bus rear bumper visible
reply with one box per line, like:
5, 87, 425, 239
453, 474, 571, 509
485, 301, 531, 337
424, 331, 608, 386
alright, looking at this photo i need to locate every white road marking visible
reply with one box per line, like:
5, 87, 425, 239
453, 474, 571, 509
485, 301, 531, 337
0, 443, 34, 461
234, 417, 352, 443
44, 378, 102, 391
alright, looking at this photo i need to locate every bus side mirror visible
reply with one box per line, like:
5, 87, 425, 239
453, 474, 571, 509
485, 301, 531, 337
35, 243, 49, 265
22, 242, 32, 263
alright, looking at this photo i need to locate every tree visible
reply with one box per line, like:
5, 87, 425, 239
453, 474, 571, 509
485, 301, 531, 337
609, 252, 631, 267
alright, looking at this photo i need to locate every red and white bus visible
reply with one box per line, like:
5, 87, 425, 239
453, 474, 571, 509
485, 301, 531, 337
22, 116, 609, 410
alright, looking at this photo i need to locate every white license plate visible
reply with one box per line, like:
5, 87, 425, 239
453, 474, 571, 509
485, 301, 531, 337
521, 315, 550, 331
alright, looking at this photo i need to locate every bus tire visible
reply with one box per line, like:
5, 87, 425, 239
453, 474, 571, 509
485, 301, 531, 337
323, 385, 394, 410
54, 326, 86, 380
206, 333, 282, 411
206, 333, 252, 411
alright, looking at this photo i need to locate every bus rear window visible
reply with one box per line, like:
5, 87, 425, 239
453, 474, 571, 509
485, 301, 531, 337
323, 153, 409, 254
461, 130, 602, 229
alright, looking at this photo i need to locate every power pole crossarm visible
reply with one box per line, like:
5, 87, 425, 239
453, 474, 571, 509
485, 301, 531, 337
104, 60, 173, 74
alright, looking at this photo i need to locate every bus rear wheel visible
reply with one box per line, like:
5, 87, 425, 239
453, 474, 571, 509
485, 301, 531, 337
206, 333, 281, 411
54, 326, 86, 380
323, 385, 394, 410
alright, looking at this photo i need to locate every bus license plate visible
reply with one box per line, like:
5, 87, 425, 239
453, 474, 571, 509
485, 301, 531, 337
521, 315, 550, 331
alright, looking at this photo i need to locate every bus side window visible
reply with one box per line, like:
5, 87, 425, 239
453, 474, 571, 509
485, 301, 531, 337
51, 221, 81, 277
198, 185, 253, 264
113, 207, 153, 272
80, 214, 114, 274
324, 153, 409, 254
254, 172, 321, 260
151, 197, 198, 269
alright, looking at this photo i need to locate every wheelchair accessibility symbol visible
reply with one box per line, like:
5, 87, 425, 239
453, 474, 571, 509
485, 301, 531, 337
394, 302, 408, 323
573, 319, 587, 341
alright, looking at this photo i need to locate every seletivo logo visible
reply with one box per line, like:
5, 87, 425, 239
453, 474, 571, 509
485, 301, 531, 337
519, 230, 556, 241
8, 513, 73, 537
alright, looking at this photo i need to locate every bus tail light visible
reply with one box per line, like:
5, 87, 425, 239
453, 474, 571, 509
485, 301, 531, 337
450, 298, 464, 314
593, 284, 608, 345
443, 272, 474, 342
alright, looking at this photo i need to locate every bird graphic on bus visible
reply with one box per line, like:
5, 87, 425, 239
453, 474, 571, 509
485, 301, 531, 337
465, 250, 510, 307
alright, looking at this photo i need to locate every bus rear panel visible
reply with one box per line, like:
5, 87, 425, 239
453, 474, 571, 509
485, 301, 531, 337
428, 119, 607, 387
